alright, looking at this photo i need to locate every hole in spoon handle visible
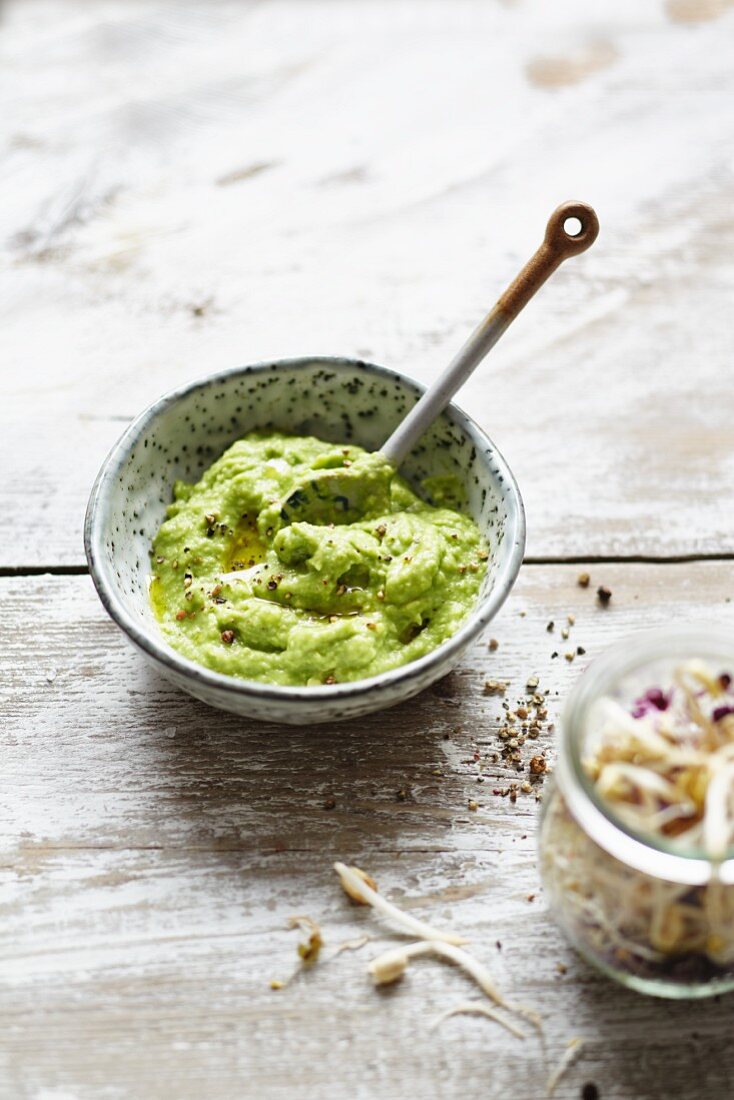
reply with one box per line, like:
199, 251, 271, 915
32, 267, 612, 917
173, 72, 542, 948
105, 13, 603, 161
545, 200, 600, 260
497, 200, 599, 321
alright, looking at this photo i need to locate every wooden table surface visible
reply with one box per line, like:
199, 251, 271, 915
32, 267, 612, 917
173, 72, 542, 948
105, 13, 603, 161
3, 2, 734, 1097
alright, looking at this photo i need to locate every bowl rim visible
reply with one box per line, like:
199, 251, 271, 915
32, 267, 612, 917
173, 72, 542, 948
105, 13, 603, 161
85, 356, 526, 701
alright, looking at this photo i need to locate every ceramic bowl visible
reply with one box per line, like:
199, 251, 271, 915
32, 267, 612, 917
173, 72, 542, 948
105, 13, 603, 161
85, 357, 525, 724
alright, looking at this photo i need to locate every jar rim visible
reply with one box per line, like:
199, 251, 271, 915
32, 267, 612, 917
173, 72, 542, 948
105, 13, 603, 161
557, 624, 734, 886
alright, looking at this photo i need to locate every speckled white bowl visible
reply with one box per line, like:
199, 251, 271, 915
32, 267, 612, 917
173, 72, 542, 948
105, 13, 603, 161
85, 357, 525, 724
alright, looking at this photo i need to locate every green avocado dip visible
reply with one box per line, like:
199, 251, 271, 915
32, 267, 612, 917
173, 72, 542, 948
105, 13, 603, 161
149, 432, 488, 686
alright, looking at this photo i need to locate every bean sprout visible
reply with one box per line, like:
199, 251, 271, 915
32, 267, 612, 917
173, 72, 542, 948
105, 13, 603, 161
542, 660, 734, 988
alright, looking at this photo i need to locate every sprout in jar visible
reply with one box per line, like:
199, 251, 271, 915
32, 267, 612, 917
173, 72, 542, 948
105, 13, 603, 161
585, 661, 734, 860
540, 658, 734, 992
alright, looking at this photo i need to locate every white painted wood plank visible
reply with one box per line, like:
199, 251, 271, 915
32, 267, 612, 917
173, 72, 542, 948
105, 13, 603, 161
3, 564, 734, 1098
2, 1, 734, 564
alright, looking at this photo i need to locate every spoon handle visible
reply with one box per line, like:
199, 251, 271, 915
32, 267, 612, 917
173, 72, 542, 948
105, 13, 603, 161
380, 201, 599, 467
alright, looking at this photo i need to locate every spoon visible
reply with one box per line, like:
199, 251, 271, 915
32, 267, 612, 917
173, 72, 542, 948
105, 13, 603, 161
281, 200, 599, 524
381, 200, 599, 465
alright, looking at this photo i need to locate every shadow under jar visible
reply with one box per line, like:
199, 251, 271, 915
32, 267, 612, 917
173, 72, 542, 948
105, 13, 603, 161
539, 628, 734, 999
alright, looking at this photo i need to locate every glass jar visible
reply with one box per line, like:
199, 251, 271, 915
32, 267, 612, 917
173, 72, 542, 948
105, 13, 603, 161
539, 627, 734, 999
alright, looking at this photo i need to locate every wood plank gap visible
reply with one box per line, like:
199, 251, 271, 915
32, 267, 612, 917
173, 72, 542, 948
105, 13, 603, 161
4, 554, 734, 577
0, 565, 90, 577
524, 552, 734, 565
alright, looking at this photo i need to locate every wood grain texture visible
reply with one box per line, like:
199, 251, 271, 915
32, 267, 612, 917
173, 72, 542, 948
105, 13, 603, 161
3, 564, 734, 1099
2, 0, 734, 565
4, 1, 734, 1097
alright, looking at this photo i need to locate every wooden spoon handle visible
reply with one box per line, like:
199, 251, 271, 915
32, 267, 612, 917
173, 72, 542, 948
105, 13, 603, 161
380, 201, 599, 467
497, 201, 599, 319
